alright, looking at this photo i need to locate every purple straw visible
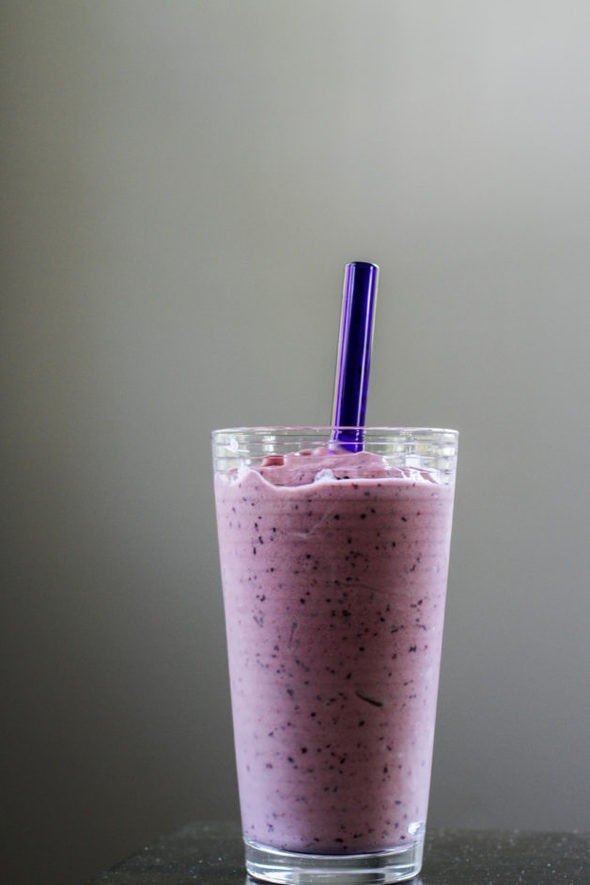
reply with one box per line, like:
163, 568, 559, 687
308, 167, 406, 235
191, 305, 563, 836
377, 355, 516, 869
331, 261, 379, 452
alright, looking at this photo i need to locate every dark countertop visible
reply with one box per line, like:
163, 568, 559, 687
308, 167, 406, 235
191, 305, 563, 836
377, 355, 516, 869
86, 820, 589, 885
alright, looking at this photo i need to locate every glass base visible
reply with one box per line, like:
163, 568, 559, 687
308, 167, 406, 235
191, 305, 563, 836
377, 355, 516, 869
245, 837, 424, 884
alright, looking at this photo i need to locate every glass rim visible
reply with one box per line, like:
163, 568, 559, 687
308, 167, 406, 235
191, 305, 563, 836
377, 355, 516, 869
212, 426, 458, 484
212, 425, 459, 437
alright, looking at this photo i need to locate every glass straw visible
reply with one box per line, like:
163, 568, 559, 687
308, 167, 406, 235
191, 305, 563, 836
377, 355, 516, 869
331, 261, 379, 452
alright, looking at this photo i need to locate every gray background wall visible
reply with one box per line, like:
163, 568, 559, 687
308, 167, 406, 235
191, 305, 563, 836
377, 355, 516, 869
2, 2, 590, 883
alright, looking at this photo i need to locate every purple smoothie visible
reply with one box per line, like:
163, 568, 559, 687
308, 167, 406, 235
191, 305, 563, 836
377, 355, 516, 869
214, 445, 455, 856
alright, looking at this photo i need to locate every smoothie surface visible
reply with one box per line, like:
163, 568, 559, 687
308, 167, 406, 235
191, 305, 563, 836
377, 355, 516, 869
222, 446, 445, 489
